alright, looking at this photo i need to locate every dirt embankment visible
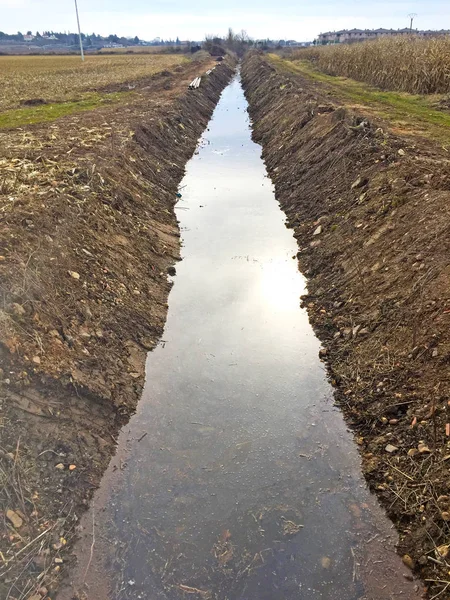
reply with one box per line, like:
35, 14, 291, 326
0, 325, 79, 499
0, 57, 235, 598
242, 52, 450, 597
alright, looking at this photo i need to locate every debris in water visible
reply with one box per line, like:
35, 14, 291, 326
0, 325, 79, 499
281, 515, 304, 536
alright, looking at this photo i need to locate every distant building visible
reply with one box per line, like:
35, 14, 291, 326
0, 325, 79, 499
23, 34, 35, 42
318, 28, 450, 45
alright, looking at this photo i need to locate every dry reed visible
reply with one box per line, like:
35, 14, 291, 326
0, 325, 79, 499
290, 36, 450, 94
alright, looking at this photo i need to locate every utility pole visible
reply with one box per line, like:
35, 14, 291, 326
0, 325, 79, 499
74, 0, 85, 61
408, 13, 417, 32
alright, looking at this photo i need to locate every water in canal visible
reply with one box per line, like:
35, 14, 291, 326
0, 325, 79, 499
59, 75, 421, 600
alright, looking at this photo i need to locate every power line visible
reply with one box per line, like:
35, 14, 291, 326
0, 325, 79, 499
74, 0, 85, 61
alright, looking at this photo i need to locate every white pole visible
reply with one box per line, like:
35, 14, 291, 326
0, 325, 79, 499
74, 0, 85, 61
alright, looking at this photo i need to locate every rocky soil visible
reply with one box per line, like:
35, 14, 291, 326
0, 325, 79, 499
242, 51, 450, 599
0, 56, 235, 599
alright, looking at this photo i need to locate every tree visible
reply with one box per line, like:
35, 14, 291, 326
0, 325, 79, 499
133, 35, 140, 44
176, 36, 181, 45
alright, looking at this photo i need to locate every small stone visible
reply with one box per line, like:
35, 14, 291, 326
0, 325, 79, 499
167, 266, 177, 276
69, 464, 76, 471
381, 417, 388, 424
319, 348, 328, 358
132, 289, 141, 295
55, 463, 65, 470
407, 448, 418, 457
32, 356, 41, 365
68, 271, 80, 280
432, 349, 438, 358
402, 554, 415, 570
321, 556, 332, 569
313, 225, 322, 236
418, 441, 431, 454
342, 327, 352, 339
385, 444, 398, 453
6, 509, 23, 529
398, 149, 406, 156
351, 176, 368, 190
389, 419, 398, 425
38, 587, 48, 597
441, 511, 450, 521
54, 557, 63, 564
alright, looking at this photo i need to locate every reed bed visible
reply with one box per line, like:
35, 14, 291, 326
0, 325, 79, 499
289, 36, 450, 94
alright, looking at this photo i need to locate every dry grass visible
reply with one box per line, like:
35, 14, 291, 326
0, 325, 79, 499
0, 53, 188, 111
290, 36, 450, 94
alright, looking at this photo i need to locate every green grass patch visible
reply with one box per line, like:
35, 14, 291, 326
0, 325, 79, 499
268, 54, 450, 144
0, 91, 133, 129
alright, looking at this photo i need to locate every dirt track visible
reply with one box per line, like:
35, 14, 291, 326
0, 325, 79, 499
242, 52, 450, 598
0, 56, 235, 598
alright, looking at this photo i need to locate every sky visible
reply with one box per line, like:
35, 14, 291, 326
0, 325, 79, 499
0, 0, 449, 42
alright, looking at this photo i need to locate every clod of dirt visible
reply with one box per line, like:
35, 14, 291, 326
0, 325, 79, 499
167, 266, 177, 276
6, 509, 23, 528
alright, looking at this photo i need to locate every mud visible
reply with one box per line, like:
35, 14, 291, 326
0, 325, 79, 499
0, 56, 235, 598
241, 52, 450, 598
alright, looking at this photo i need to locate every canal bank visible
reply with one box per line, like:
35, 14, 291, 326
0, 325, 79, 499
58, 74, 421, 600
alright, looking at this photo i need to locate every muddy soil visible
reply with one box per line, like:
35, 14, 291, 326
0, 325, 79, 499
241, 52, 450, 598
0, 56, 235, 598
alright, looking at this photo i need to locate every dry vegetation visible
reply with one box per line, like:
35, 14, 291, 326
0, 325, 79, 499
0, 53, 188, 111
290, 36, 450, 94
